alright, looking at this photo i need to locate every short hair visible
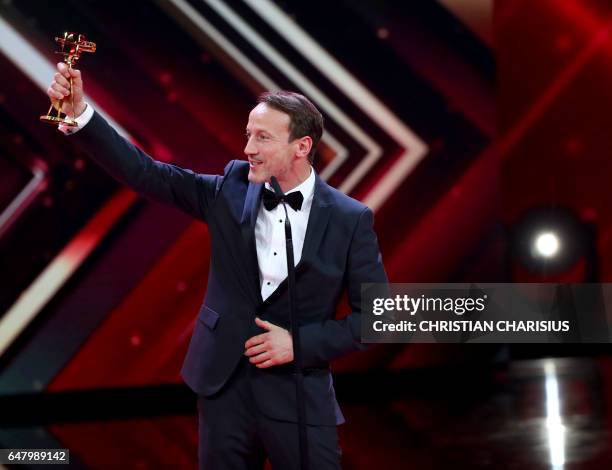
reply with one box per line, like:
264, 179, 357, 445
257, 91, 323, 163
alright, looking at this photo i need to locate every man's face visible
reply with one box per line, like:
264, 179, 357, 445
244, 103, 296, 185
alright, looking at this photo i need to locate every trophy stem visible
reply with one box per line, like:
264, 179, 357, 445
69, 72, 75, 122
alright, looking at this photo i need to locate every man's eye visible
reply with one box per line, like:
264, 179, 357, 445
257, 134, 270, 141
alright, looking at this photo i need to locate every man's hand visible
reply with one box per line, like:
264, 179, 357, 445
244, 317, 293, 368
46, 62, 86, 118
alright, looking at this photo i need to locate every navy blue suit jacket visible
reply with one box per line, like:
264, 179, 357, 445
70, 111, 388, 425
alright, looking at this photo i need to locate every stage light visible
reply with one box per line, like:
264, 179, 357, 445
532, 231, 560, 259
510, 207, 598, 282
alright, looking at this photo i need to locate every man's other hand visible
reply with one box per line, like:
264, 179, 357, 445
244, 317, 293, 368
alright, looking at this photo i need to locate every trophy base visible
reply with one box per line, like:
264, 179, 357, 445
39, 115, 78, 127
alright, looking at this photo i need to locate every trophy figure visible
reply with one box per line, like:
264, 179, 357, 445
40, 32, 96, 128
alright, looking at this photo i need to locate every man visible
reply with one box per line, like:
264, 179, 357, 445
47, 62, 388, 469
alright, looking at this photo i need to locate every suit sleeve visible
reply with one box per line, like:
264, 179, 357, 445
299, 207, 388, 367
69, 110, 226, 221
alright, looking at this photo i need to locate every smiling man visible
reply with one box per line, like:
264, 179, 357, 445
47, 62, 388, 469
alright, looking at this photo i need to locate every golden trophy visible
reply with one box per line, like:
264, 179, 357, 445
40, 32, 96, 128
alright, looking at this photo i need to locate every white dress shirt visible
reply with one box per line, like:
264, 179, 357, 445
64, 103, 316, 301
256, 168, 315, 301
58, 102, 94, 134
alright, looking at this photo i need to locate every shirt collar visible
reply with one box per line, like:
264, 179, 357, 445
265, 166, 315, 200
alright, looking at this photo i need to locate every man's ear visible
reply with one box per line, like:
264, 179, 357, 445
295, 136, 313, 159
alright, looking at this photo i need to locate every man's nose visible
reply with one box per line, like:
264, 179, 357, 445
244, 137, 256, 156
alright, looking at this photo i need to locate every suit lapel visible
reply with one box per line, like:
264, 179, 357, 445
241, 182, 264, 305
298, 173, 333, 270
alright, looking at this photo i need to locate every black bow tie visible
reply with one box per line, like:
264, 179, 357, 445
263, 188, 304, 211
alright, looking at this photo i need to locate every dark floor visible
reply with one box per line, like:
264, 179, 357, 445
1, 357, 611, 469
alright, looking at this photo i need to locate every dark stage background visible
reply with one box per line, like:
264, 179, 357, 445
0, 0, 611, 468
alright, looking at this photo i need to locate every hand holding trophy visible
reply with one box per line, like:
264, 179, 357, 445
41, 32, 96, 128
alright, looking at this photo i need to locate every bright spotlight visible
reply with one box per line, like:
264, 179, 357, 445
511, 207, 597, 281
533, 232, 560, 258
